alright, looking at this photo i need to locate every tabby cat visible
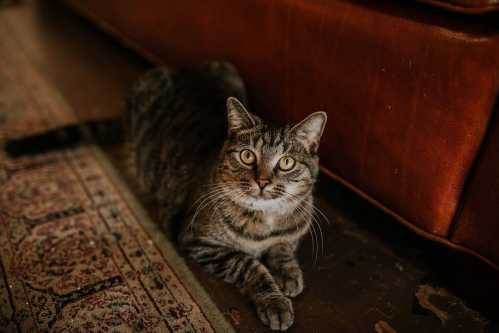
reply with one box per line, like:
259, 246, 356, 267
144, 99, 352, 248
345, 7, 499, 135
6, 62, 327, 331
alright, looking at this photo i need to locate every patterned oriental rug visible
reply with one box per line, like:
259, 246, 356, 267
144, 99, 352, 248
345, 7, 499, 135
0, 18, 234, 333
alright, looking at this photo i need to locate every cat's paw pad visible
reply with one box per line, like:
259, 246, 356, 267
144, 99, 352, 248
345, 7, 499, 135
274, 267, 304, 298
256, 294, 294, 331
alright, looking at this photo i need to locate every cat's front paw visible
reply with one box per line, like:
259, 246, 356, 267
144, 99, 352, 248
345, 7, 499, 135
274, 267, 304, 298
255, 294, 294, 331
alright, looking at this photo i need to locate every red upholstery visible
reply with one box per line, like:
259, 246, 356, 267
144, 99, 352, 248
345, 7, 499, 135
64, 0, 499, 269
452, 110, 499, 268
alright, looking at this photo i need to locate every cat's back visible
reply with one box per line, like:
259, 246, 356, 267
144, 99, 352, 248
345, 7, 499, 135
127, 62, 247, 224
128, 62, 247, 140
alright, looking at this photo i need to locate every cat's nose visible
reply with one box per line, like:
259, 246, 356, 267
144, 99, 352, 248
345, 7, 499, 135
256, 178, 271, 190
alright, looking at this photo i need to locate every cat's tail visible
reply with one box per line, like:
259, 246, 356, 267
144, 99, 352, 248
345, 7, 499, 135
4, 118, 125, 157
4, 65, 174, 158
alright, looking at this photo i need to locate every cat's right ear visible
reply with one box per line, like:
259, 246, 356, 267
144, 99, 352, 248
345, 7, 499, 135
226, 97, 258, 135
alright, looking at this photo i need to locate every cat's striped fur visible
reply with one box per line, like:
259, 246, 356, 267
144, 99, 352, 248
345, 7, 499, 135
6, 62, 327, 331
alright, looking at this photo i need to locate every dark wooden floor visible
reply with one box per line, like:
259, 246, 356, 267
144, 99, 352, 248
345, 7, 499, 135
1, 1, 498, 332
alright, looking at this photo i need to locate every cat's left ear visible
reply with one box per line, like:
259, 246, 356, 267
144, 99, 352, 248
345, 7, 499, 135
226, 97, 259, 135
291, 112, 327, 154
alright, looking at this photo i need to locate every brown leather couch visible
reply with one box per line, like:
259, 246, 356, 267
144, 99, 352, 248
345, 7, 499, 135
63, 0, 499, 269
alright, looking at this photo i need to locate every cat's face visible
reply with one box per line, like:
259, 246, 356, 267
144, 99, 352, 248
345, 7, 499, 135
218, 97, 327, 212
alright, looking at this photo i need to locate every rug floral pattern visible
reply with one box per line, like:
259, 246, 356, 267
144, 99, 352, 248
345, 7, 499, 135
0, 149, 219, 332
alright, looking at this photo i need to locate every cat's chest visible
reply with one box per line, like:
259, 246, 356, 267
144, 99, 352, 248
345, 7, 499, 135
227, 213, 308, 257
258, 214, 277, 229
244, 213, 280, 234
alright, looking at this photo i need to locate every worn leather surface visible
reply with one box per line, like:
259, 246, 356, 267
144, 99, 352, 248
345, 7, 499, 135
451, 105, 499, 267
63, 0, 499, 264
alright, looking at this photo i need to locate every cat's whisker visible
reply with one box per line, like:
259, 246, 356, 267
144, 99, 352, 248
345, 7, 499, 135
278, 189, 326, 262
188, 188, 229, 230
287, 197, 315, 261
304, 201, 330, 226
284, 190, 330, 226
282, 189, 329, 242
209, 189, 243, 221
299, 203, 321, 263
300, 202, 325, 260
191, 182, 242, 203
190, 188, 227, 211
310, 211, 325, 260
189, 195, 225, 231
279, 191, 319, 263
195, 190, 228, 213
192, 183, 249, 229
310, 218, 319, 264
299, 203, 318, 264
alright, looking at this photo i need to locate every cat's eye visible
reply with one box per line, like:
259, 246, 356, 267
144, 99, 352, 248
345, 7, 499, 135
279, 156, 296, 171
240, 149, 256, 165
